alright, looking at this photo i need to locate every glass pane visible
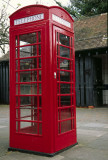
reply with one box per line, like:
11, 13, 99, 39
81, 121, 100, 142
58, 58, 71, 70
60, 33, 70, 46
39, 110, 42, 121
19, 108, 37, 121
20, 58, 37, 70
20, 96, 37, 107
20, 84, 37, 95
38, 32, 41, 42
16, 121, 18, 132
39, 57, 41, 68
61, 96, 71, 106
16, 72, 18, 82
19, 33, 36, 45
39, 96, 42, 108
39, 83, 42, 94
61, 120, 72, 133
39, 44, 41, 55
60, 83, 71, 94
60, 108, 71, 120
16, 48, 18, 58
16, 84, 18, 95
57, 45, 59, 56
39, 123, 42, 135
16, 60, 18, 70
60, 46, 70, 58
60, 71, 70, 82
58, 122, 60, 134
16, 96, 18, 107
20, 45, 37, 58
39, 70, 42, 81
20, 122, 38, 134
71, 37, 72, 47
20, 70, 37, 82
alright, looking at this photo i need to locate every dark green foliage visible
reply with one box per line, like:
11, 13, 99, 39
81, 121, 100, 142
55, 0, 107, 18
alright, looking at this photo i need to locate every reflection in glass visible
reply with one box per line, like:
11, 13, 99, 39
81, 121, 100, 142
39, 44, 41, 55
16, 72, 18, 82
39, 83, 42, 94
38, 57, 41, 68
60, 108, 71, 120
20, 84, 37, 95
71, 37, 72, 47
60, 46, 70, 58
20, 45, 37, 58
39, 110, 42, 121
58, 58, 70, 70
61, 120, 71, 133
16, 60, 18, 70
60, 83, 71, 94
60, 33, 70, 46
60, 71, 70, 82
19, 33, 36, 46
39, 123, 42, 135
20, 122, 38, 134
20, 58, 37, 70
16, 84, 18, 95
20, 70, 37, 82
38, 32, 41, 42
39, 96, 42, 107
61, 96, 71, 106
20, 96, 37, 106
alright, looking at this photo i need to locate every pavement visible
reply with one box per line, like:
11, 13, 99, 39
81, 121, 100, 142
0, 105, 108, 160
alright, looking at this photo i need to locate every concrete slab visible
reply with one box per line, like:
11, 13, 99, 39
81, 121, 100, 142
0, 106, 108, 160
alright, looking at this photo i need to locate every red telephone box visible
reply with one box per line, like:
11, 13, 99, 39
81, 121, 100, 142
9, 5, 77, 156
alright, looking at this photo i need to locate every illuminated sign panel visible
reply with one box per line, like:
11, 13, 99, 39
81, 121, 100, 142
52, 14, 71, 28
14, 13, 44, 25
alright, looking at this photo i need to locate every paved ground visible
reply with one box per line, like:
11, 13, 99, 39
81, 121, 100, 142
0, 105, 108, 160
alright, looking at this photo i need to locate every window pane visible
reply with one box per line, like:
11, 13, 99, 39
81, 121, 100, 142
16, 84, 18, 95
16, 60, 18, 70
60, 33, 70, 46
16, 72, 18, 82
58, 58, 71, 70
39, 44, 41, 55
60, 108, 71, 120
19, 33, 36, 45
20, 96, 37, 107
61, 120, 72, 133
38, 32, 41, 42
60, 71, 70, 82
20, 84, 37, 95
39, 83, 42, 94
20, 58, 37, 70
39, 123, 42, 135
60, 83, 71, 94
60, 96, 71, 106
20, 122, 38, 134
60, 46, 70, 58
20, 70, 37, 82
20, 45, 37, 58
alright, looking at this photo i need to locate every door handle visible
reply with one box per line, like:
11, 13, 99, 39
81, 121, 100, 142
54, 72, 56, 79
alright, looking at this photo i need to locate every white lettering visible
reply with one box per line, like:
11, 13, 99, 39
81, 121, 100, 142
52, 14, 71, 28
14, 13, 44, 25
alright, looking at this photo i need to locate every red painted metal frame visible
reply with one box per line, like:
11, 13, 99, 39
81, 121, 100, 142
9, 5, 77, 155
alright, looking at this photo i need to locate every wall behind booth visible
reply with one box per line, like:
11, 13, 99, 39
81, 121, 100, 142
0, 61, 9, 104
